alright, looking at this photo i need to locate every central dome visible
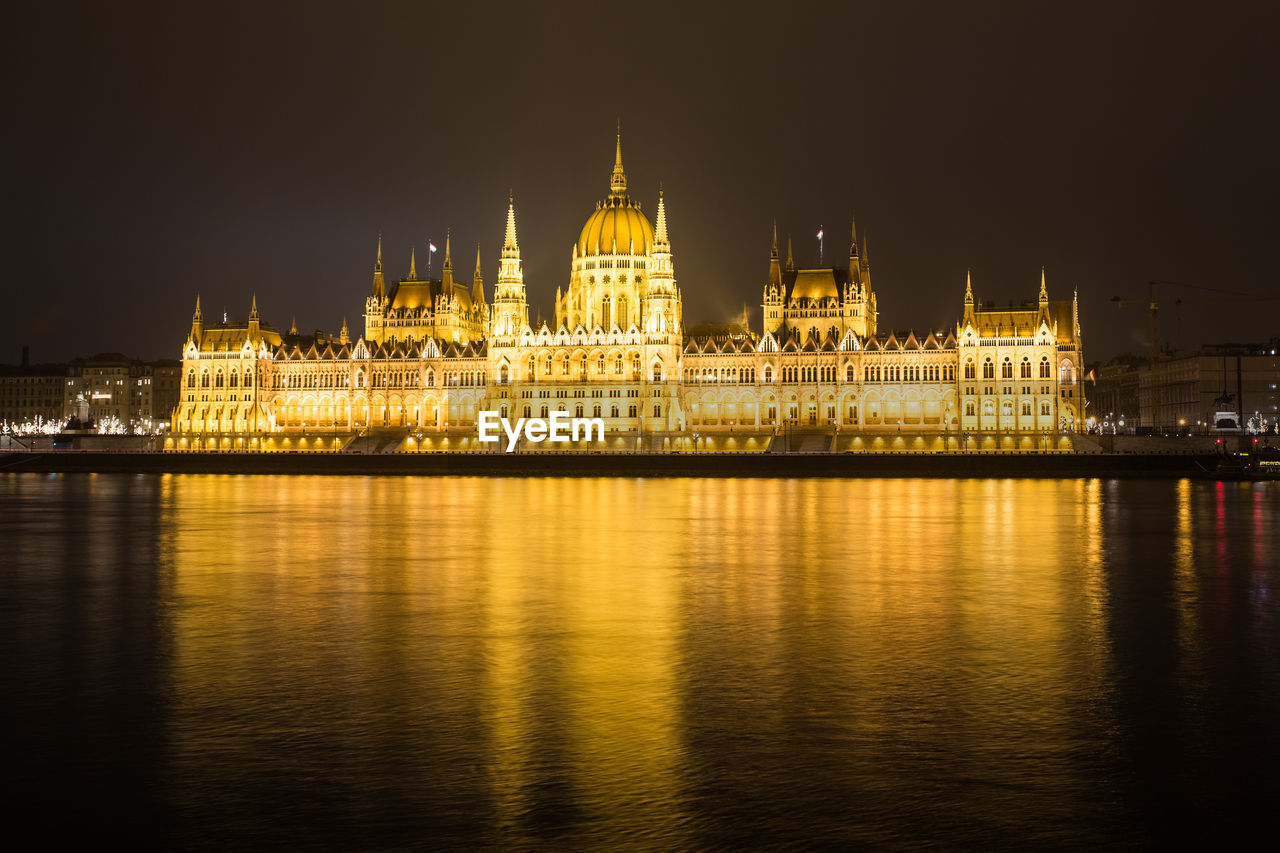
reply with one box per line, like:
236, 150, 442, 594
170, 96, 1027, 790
578, 198, 654, 257
576, 126, 654, 257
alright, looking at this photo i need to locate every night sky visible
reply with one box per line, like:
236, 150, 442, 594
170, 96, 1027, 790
6, 1, 1277, 364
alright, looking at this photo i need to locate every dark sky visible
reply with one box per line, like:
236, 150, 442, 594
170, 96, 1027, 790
5, 1, 1277, 364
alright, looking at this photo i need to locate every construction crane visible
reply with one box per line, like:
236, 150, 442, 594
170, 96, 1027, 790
1111, 280, 1277, 363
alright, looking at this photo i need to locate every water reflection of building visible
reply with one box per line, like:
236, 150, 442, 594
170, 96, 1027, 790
167, 130, 1086, 451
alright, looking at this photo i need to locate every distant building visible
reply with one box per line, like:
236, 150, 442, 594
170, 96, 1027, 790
65, 354, 184, 430
1089, 354, 1145, 425
0, 347, 67, 428
1138, 342, 1280, 431
0, 349, 181, 433
1089, 342, 1280, 431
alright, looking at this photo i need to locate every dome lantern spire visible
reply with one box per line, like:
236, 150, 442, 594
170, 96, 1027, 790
609, 120, 627, 196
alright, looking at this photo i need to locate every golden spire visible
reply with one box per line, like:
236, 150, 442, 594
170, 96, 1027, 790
289, 316, 297, 335
408, 247, 417, 280
654, 186, 669, 247
1039, 267, 1048, 302
609, 120, 627, 196
785, 234, 795, 271
249, 293, 259, 322
340, 316, 349, 345
472, 243, 485, 304
376, 233, 382, 271
850, 216, 858, 257
771, 220, 778, 258
503, 194, 519, 256
965, 270, 973, 303
443, 230, 452, 271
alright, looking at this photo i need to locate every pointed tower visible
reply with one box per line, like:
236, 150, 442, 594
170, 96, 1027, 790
963, 270, 976, 329
408, 247, 417, 281
339, 316, 350, 345
441, 231, 453, 290
845, 217, 861, 302
785, 234, 795, 272
493, 196, 528, 336
289, 316, 297, 336
763, 222, 784, 335
644, 187, 678, 335
190, 294, 203, 346
471, 244, 485, 306
364, 236, 388, 345
248, 293, 260, 340
1038, 267, 1052, 328
769, 221, 783, 287
371, 234, 386, 299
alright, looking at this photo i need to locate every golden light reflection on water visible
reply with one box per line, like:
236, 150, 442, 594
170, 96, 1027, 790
144, 475, 1127, 844
4, 473, 1279, 846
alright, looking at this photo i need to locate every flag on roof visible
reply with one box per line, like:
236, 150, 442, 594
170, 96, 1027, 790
428, 243, 438, 253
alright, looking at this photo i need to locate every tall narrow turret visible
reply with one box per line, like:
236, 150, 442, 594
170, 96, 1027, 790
371, 234, 386, 299
644, 187, 678, 335
963, 270, 976, 328
441, 231, 453, 289
190, 295, 203, 345
493, 197, 528, 336
248, 293, 260, 339
472, 244, 485, 305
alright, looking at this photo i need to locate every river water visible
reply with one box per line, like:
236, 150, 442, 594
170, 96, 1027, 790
1, 474, 1277, 849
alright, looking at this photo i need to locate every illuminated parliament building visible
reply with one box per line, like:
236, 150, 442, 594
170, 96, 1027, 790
167, 132, 1085, 452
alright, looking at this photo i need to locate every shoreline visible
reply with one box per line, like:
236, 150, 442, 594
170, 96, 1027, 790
0, 450, 1227, 478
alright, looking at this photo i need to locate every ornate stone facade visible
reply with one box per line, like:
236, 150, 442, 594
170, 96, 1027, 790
167, 132, 1084, 452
